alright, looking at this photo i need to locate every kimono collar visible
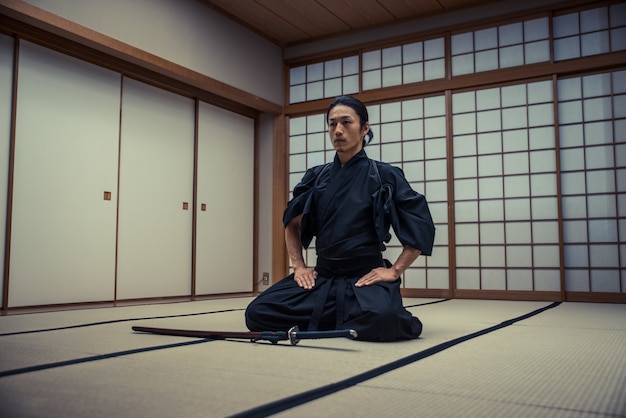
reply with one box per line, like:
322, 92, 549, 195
333, 148, 369, 169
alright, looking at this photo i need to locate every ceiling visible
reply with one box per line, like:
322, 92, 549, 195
197, 0, 501, 47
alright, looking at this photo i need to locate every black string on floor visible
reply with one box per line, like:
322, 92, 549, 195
404, 298, 451, 308
229, 301, 562, 418
0, 308, 246, 337
0, 339, 212, 378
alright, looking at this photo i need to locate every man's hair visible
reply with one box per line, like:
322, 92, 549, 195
326, 95, 375, 144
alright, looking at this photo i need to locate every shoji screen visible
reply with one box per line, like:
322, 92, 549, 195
367, 98, 449, 290
0, 34, 13, 308
558, 70, 626, 295
452, 80, 561, 293
196, 102, 254, 294
451, 17, 550, 76
553, 3, 626, 61
285, 2, 626, 301
362, 38, 446, 90
116, 78, 194, 300
288, 114, 326, 268
10, 41, 121, 307
289, 56, 359, 104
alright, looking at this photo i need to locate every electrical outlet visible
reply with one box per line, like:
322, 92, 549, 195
262, 272, 269, 285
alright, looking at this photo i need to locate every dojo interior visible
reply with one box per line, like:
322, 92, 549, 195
0, 0, 625, 416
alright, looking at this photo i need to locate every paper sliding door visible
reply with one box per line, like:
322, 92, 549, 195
116, 78, 195, 300
9, 41, 120, 307
195, 102, 254, 294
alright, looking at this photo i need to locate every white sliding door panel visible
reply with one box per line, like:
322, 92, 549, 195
117, 78, 194, 299
196, 102, 254, 294
10, 41, 120, 307
0, 34, 13, 308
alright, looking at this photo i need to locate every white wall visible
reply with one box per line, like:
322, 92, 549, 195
24, 0, 284, 105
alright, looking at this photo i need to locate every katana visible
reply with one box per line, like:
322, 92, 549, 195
132, 325, 357, 345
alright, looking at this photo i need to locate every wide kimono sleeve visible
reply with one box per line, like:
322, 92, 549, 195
282, 164, 327, 249
378, 164, 436, 256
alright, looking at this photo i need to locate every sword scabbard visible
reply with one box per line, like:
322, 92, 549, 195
132, 325, 357, 345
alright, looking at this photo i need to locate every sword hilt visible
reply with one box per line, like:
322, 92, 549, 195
254, 331, 288, 344
288, 326, 358, 345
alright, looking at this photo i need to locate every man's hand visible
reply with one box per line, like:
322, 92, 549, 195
293, 266, 318, 290
355, 245, 422, 288
355, 267, 398, 287
285, 215, 317, 290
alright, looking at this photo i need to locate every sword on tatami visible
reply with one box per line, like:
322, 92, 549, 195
132, 325, 358, 345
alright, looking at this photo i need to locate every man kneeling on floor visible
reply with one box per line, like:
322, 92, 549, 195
246, 95, 436, 342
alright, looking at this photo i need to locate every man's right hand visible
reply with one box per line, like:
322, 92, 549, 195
293, 266, 318, 290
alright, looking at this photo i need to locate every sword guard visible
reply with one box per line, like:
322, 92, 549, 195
288, 326, 301, 345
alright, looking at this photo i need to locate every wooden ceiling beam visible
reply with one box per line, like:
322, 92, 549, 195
199, 0, 504, 46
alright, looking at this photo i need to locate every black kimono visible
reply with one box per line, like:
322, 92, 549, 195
245, 149, 435, 341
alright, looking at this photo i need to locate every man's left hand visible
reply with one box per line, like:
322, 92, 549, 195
355, 267, 398, 287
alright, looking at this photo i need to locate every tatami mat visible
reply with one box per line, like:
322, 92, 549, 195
277, 302, 626, 418
0, 298, 624, 417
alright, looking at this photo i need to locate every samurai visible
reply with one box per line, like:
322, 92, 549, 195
245, 95, 436, 341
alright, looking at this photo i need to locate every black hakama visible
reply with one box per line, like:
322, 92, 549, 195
245, 150, 435, 341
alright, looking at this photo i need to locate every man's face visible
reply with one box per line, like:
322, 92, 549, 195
328, 105, 369, 162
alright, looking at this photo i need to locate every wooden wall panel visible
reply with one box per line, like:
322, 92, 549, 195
0, 34, 14, 309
